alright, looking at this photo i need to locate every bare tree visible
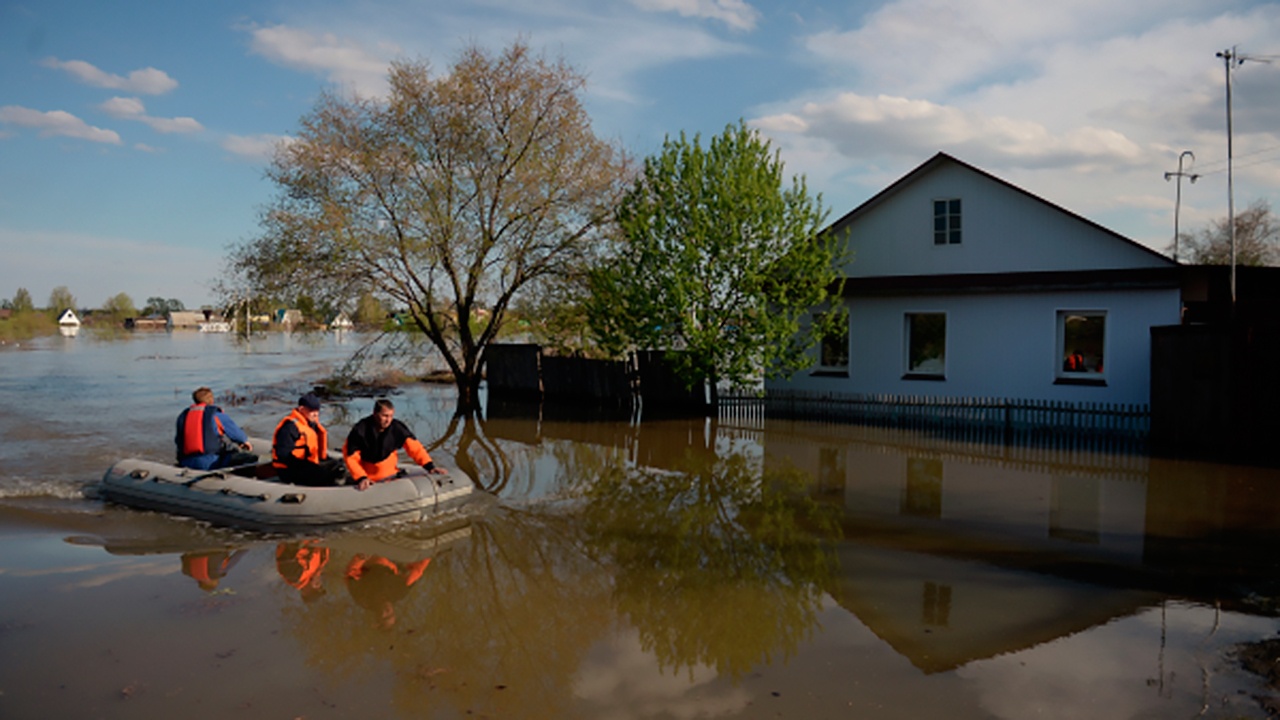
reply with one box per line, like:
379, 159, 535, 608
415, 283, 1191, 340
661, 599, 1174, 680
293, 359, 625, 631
224, 42, 630, 412
1177, 200, 1280, 266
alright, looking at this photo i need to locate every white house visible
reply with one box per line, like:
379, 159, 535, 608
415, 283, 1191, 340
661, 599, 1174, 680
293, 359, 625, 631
768, 153, 1180, 407
328, 311, 354, 330
57, 308, 80, 337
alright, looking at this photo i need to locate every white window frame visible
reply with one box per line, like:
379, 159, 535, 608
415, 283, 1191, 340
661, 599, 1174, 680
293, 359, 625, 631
1055, 309, 1108, 385
903, 311, 947, 379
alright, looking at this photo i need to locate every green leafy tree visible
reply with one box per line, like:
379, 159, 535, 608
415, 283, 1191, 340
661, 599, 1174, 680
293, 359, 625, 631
101, 292, 137, 320
354, 291, 386, 329
587, 121, 847, 400
1177, 200, 1280, 266
142, 297, 185, 316
47, 286, 77, 313
11, 288, 34, 314
224, 41, 630, 411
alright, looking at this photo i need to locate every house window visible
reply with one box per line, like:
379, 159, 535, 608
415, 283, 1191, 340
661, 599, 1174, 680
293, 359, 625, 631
1057, 310, 1106, 385
934, 198, 961, 245
816, 311, 849, 374
904, 312, 946, 379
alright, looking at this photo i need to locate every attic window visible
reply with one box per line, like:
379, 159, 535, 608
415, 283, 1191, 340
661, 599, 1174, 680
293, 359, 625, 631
933, 198, 961, 245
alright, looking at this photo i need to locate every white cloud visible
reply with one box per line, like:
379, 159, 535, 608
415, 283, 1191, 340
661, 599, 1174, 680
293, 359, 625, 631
0, 105, 121, 144
631, 0, 761, 31
40, 57, 178, 95
245, 24, 394, 97
99, 96, 204, 134
754, 93, 1145, 170
222, 133, 293, 161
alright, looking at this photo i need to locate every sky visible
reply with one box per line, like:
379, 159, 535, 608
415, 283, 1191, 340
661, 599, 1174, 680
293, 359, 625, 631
2, 0, 1278, 310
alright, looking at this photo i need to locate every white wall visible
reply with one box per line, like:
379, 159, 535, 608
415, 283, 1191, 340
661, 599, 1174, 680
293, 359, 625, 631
772, 286, 1181, 404
833, 162, 1172, 278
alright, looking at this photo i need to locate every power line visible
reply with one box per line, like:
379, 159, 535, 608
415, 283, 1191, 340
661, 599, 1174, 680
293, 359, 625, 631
1190, 146, 1280, 176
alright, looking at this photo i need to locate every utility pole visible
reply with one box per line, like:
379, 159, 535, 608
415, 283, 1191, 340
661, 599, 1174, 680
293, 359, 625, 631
1216, 48, 1238, 304
1215, 47, 1276, 304
1164, 151, 1198, 263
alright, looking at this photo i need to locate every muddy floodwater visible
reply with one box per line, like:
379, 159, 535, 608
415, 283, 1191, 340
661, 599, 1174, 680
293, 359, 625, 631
2, 331, 1280, 719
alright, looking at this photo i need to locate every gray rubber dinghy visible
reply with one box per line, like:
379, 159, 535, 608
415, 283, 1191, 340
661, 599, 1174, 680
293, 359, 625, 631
100, 441, 475, 533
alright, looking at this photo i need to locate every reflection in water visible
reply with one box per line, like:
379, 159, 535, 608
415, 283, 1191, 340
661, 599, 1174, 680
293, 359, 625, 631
344, 553, 431, 630
571, 439, 841, 680
276, 540, 330, 602
179, 549, 247, 592
277, 516, 614, 719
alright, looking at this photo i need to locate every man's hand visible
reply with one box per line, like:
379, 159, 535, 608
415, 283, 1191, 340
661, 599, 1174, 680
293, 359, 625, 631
356, 477, 372, 491
427, 466, 447, 475
241, 441, 253, 452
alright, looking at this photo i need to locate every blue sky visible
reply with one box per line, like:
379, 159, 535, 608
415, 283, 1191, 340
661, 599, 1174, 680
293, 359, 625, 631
2, 0, 1278, 309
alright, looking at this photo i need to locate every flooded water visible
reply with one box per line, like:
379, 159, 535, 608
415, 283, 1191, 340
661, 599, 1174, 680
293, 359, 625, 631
2, 331, 1280, 719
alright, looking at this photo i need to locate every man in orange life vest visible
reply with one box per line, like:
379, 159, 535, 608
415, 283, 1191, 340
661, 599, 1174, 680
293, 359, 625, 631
343, 398, 447, 491
272, 392, 346, 486
176, 387, 255, 470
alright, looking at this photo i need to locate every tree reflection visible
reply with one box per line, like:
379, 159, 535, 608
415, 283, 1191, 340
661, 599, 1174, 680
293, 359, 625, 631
276, 512, 613, 719
571, 444, 841, 680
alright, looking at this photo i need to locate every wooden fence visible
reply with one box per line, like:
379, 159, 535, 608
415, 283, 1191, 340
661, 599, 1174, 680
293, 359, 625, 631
721, 390, 1150, 454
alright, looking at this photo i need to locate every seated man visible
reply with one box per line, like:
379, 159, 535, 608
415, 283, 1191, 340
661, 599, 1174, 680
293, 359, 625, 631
272, 392, 346, 486
343, 398, 447, 491
176, 387, 256, 470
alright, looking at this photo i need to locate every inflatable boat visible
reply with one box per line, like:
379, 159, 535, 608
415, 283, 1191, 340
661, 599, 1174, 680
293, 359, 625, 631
99, 440, 475, 533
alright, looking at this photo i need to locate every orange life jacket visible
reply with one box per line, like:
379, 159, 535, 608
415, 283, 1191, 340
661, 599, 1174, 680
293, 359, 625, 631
178, 403, 225, 457
342, 435, 431, 482
272, 409, 328, 469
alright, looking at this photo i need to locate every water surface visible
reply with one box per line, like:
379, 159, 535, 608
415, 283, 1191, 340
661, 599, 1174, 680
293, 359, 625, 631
1, 331, 1278, 719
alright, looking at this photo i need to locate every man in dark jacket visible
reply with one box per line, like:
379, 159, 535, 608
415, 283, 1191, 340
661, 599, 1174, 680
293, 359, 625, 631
343, 398, 447, 491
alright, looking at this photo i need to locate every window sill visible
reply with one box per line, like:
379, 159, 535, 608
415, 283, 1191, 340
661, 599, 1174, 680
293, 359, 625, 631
811, 369, 849, 378
902, 373, 946, 381
1054, 377, 1107, 387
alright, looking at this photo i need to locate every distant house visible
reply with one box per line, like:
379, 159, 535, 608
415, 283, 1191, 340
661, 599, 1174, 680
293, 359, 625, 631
57, 308, 81, 337
329, 311, 354, 330
125, 316, 167, 330
275, 309, 303, 329
167, 311, 206, 330
768, 152, 1180, 409
0, 309, 12, 321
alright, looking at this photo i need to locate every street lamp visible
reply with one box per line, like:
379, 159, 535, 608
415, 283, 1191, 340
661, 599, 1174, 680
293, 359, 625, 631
1164, 151, 1198, 263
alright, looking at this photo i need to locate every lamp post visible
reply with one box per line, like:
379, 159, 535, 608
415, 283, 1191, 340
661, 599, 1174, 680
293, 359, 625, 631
1164, 151, 1198, 263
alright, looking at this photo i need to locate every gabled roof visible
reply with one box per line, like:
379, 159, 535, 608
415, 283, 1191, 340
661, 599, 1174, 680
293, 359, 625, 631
826, 152, 1173, 266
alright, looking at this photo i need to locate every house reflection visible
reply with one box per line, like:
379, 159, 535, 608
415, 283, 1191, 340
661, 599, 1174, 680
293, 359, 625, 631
763, 418, 1280, 673
476, 397, 1280, 679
